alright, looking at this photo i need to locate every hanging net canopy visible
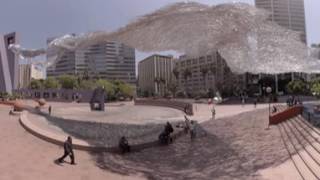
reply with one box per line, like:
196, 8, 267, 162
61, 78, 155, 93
9, 2, 320, 74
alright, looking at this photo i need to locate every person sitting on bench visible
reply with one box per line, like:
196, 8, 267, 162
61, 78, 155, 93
158, 130, 172, 145
119, 136, 131, 153
164, 122, 174, 134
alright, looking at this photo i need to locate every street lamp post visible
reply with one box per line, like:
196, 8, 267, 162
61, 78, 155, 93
266, 86, 272, 130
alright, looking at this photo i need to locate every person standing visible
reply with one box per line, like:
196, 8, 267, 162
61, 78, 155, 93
190, 121, 196, 140
254, 98, 257, 108
48, 105, 52, 116
119, 136, 131, 153
241, 98, 245, 107
211, 106, 216, 120
184, 115, 191, 133
58, 136, 75, 165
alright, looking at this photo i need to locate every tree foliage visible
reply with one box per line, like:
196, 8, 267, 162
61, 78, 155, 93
27, 75, 135, 100
58, 75, 78, 89
286, 80, 307, 95
30, 79, 43, 89
96, 79, 116, 98
43, 77, 60, 89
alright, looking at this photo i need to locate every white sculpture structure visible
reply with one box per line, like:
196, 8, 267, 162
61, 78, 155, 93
8, 2, 320, 74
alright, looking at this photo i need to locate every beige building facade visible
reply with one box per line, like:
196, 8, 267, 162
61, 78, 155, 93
19, 64, 45, 89
31, 64, 45, 80
175, 52, 246, 97
138, 55, 175, 96
18, 64, 31, 89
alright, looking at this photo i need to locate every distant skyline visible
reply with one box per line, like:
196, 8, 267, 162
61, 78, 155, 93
0, 0, 319, 62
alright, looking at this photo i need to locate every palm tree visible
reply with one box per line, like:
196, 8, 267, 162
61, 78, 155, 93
200, 66, 209, 91
183, 68, 192, 95
173, 67, 180, 82
168, 82, 178, 97
154, 77, 161, 96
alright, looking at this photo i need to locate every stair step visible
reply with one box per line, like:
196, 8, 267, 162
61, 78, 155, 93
279, 122, 319, 179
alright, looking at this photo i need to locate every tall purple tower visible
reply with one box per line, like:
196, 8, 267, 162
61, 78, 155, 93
0, 32, 19, 93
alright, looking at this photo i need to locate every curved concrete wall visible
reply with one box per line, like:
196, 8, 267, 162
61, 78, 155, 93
134, 98, 193, 115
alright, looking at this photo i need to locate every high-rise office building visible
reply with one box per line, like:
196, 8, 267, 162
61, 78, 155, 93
0, 32, 19, 93
75, 42, 136, 84
46, 35, 136, 84
255, 0, 307, 94
255, 0, 307, 43
138, 54, 175, 96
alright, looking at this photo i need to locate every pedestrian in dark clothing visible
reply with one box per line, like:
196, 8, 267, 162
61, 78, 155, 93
272, 106, 277, 113
184, 105, 188, 114
184, 115, 191, 133
190, 121, 196, 140
158, 131, 172, 144
159, 122, 174, 145
48, 106, 52, 116
119, 136, 131, 154
58, 136, 75, 165
164, 122, 174, 134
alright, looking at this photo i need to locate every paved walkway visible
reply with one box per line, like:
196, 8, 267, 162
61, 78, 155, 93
0, 104, 144, 180
0, 101, 301, 180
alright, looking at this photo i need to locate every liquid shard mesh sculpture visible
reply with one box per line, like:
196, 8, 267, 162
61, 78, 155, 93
9, 2, 320, 74
90, 87, 106, 111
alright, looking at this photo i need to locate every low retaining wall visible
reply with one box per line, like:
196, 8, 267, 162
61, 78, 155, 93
302, 104, 320, 126
269, 106, 303, 125
19, 111, 185, 152
134, 99, 193, 115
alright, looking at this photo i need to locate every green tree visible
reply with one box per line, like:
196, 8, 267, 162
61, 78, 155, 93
286, 80, 307, 95
78, 80, 96, 90
96, 79, 116, 99
44, 77, 60, 89
58, 75, 78, 89
118, 83, 134, 98
311, 83, 320, 97
29, 79, 43, 89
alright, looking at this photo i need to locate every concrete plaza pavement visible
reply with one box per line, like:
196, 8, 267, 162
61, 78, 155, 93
0, 104, 144, 180
0, 100, 299, 180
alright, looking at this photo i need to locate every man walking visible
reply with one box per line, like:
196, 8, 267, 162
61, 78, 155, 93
58, 136, 75, 165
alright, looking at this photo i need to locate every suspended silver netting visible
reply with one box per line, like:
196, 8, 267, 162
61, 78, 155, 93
9, 2, 320, 74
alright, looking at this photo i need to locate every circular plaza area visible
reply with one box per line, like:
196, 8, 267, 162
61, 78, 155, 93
22, 101, 190, 150
2, 100, 306, 180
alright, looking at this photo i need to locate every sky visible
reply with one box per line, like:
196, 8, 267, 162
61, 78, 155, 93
0, 0, 319, 62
